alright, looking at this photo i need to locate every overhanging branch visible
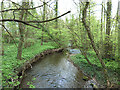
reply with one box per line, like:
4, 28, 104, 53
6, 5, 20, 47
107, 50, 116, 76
27, 11, 71, 23
0, 11, 71, 23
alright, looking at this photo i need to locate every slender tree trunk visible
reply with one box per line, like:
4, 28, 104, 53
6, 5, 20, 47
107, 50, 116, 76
24, 1, 30, 48
100, 1, 104, 58
17, 1, 29, 59
79, 2, 88, 53
104, 1, 113, 59
17, 10, 25, 59
114, 2, 119, 60
1, 0, 4, 56
55, 0, 58, 29
24, 28, 29, 48
41, 0, 46, 45
118, 1, 120, 59
82, 2, 110, 87
77, 1, 92, 65
104, 2, 106, 39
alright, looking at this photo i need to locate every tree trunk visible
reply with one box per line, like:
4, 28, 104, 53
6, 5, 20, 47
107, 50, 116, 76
1, 0, 4, 56
55, 0, 58, 29
118, 1, 120, 59
24, 28, 29, 48
41, 0, 46, 45
82, 2, 110, 87
100, 1, 104, 58
104, 1, 113, 59
17, 1, 29, 59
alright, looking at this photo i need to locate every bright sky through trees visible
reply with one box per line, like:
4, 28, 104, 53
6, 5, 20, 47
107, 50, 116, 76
1, 0, 119, 20
58, 0, 118, 20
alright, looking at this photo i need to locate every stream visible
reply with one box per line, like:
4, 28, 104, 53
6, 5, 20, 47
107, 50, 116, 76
20, 50, 92, 88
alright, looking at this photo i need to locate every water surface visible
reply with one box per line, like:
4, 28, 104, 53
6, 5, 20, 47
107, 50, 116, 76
20, 52, 86, 88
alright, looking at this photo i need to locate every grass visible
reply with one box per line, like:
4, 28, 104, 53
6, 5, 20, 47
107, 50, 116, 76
2, 41, 57, 87
70, 50, 120, 87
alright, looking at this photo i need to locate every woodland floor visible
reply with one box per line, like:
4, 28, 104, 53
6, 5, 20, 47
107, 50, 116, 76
70, 51, 120, 88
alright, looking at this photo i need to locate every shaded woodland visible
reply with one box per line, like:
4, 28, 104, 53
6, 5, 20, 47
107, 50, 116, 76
0, 0, 120, 88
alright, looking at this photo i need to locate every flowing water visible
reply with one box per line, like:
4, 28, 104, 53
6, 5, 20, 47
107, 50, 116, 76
20, 52, 88, 88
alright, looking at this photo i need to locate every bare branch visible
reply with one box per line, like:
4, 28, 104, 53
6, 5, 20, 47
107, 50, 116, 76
0, 11, 71, 23
0, 18, 62, 46
0, 0, 70, 46
27, 11, 71, 23
0, 1, 50, 12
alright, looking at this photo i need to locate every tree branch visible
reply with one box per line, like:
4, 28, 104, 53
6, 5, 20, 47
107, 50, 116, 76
0, 1, 50, 12
82, 2, 106, 68
0, 0, 70, 46
0, 17, 62, 46
0, 11, 71, 23
82, 2, 110, 87
26, 11, 71, 23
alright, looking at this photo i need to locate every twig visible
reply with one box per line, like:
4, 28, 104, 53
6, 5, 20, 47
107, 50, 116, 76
0, 1, 50, 12
13, 11, 15, 19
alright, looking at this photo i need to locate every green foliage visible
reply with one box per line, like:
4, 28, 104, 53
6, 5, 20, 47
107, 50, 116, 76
32, 77, 36, 81
2, 0, 119, 88
2, 41, 56, 87
118, 82, 120, 85
48, 28, 70, 47
70, 51, 119, 86
27, 77, 36, 88
27, 82, 35, 88
26, 38, 35, 43
26, 77, 36, 88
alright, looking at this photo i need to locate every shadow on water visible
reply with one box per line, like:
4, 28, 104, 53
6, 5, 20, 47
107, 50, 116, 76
20, 52, 86, 88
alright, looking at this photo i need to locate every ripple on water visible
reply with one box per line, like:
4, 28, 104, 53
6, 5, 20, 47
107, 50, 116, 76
20, 52, 87, 88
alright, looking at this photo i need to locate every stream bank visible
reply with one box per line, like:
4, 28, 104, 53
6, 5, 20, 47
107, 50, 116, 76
16, 48, 64, 88
70, 52, 120, 88
20, 51, 88, 88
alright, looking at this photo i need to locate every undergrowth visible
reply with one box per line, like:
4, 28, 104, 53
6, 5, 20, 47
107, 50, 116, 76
70, 50, 120, 87
2, 41, 57, 87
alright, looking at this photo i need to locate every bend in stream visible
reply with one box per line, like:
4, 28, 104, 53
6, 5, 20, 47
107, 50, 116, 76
20, 52, 87, 88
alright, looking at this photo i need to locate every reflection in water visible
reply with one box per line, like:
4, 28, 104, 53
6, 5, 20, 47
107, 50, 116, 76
20, 52, 86, 88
